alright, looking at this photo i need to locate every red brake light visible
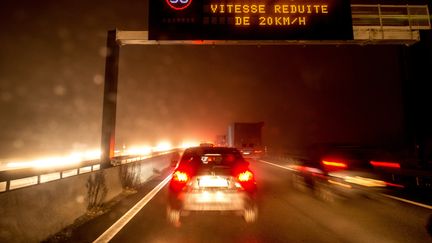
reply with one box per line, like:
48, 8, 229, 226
173, 170, 189, 182
238, 170, 254, 182
236, 169, 256, 192
170, 170, 189, 192
322, 160, 348, 168
370, 161, 401, 169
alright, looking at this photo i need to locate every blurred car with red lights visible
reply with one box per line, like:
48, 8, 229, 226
167, 146, 258, 226
290, 144, 404, 202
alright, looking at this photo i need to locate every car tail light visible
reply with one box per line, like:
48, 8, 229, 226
322, 160, 347, 172
322, 160, 348, 168
170, 170, 189, 192
235, 169, 256, 192
173, 170, 189, 182
238, 170, 254, 182
370, 161, 400, 169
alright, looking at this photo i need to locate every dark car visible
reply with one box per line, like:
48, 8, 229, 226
167, 146, 258, 226
239, 143, 264, 159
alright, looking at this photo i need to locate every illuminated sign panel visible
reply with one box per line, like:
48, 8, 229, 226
149, 0, 353, 40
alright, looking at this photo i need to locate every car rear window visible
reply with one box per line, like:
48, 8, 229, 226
179, 147, 245, 167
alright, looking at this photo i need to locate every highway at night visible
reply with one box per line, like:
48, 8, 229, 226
1, 1, 431, 242
58, 158, 431, 243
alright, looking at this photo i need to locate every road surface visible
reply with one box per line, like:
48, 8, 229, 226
62, 159, 432, 243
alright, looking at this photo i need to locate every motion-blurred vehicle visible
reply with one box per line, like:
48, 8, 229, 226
167, 146, 258, 226
290, 144, 404, 202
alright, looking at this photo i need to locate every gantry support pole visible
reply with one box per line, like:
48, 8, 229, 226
100, 30, 119, 168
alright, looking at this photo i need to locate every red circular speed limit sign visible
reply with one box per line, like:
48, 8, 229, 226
165, 0, 192, 10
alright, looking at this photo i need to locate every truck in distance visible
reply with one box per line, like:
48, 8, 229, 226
227, 122, 264, 159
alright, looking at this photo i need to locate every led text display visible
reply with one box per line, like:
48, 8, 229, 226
149, 0, 353, 40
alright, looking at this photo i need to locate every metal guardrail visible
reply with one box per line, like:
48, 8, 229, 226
0, 150, 180, 193
0, 160, 101, 193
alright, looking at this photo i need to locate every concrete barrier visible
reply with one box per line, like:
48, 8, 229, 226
0, 152, 176, 243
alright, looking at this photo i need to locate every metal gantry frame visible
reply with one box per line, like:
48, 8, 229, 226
351, 4, 431, 41
100, 4, 431, 167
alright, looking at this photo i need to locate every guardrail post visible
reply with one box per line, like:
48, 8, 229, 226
100, 30, 120, 169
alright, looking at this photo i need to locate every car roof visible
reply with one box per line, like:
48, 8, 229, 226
184, 146, 241, 154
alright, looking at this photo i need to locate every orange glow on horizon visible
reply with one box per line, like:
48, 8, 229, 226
4, 149, 102, 170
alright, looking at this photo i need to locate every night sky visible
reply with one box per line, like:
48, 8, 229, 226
0, 0, 419, 161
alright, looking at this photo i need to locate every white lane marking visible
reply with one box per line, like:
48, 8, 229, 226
260, 159, 432, 210
258, 159, 295, 171
93, 175, 172, 243
381, 194, 432, 210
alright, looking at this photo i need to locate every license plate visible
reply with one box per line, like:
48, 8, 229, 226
198, 176, 228, 187
195, 192, 231, 203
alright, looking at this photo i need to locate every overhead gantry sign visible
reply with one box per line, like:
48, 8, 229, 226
149, 0, 354, 40
100, 2, 431, 166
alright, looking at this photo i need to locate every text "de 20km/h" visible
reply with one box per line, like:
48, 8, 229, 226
235, 16, 307, 26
